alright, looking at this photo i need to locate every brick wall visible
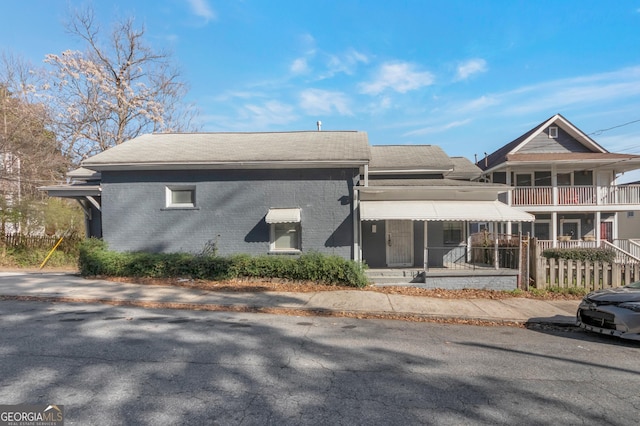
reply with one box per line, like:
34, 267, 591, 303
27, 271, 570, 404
101, 168, 357, 258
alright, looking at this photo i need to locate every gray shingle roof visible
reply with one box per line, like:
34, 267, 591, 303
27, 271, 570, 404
445, 157, 482, 180
82, 131, 370, 169
366, 178, 506, 188
369, 145, 453, 171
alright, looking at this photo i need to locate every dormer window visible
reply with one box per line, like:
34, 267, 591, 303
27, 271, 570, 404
548, 126, 558, 139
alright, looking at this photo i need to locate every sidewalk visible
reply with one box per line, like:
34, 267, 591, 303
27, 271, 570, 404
0, 272, 579, 325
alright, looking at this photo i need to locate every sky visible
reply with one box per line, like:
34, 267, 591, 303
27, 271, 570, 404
2, 0, 640, 181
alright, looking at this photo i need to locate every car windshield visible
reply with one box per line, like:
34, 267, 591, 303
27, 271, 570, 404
627, 281, 640, 289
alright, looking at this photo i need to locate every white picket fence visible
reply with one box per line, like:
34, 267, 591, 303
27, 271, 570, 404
534, 257, 640, 290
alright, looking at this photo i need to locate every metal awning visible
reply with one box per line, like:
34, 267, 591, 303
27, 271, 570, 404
38, 183, 102, 198
265, 208, 301, 223
360, 200, 534, 222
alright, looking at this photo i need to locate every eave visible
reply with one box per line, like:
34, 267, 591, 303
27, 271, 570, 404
81, 160, 370, 172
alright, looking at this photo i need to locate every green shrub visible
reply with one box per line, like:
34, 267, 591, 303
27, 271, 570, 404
77, 240, 369, 287
542, 247, 616, 263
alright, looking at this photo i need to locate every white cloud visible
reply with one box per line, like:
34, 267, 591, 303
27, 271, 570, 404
403, 119, 472, 137
299, 89, 352, 116
456, 95, 500, 113
290, 58, 310, 74
187, 0, 217, 22
501, 66, 640, 116
241, 101, 297, 127
325, 49, 369, 77
456, 58, 488, 80
360, 61, 434, 95
443, 66, 640, 118
213, 91, 265, 102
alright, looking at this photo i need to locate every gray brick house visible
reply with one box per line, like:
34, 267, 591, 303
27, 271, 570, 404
42, 130, 535, 271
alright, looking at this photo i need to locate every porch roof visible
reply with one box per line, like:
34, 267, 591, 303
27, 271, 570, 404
360, 200, 534, 222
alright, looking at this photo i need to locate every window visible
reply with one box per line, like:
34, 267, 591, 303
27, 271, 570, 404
557, 173, 572, 186
272, 223, 301, 251
166, 186, 195, 208
515, 173, 532, 187
492, 172, 506, 184
443, 221, 464, 244
534, 171, 552, 186
266, 208, 302, 252
534, 221, 551, 240
548, 126, 558, 138
574, 170, 593, 186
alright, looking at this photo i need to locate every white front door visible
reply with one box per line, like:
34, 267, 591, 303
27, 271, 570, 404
386, 220, 413, 267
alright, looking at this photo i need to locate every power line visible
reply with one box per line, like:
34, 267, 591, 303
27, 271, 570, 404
588, 118, 640, 136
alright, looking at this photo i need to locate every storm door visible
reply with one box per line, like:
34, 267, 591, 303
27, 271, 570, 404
386, 220, 413, 267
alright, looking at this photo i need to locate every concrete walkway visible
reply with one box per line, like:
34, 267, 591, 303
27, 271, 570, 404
0, 272, 580, 325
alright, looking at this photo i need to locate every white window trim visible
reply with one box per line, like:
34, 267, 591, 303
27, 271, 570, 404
165, 186, 196, 208
269, 222, 302, 254
549, 126, 558, 138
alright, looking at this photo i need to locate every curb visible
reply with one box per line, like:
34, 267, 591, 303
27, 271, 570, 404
0, 294, 544, 327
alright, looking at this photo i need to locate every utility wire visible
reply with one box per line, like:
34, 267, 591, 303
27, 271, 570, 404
588, 118, 640, 136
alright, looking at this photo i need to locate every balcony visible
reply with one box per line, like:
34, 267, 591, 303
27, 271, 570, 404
511, 184, 640, 207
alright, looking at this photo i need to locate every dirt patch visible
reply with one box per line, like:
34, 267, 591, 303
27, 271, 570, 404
106, 276, 583, 301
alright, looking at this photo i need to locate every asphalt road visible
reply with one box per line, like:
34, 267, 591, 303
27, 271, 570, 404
0, 300, 638, 425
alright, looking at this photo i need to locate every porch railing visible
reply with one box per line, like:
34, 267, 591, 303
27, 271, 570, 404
426, 246, 521, 271
535, 239, 640, 264
511, 184, 640, 207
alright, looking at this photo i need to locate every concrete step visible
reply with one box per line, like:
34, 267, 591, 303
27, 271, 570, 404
366, 269, 425, 285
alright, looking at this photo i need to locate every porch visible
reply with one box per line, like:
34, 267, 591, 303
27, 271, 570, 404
510, 184, 640, 207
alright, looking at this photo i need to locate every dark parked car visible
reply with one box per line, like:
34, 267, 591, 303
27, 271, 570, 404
577, 281, 640, 341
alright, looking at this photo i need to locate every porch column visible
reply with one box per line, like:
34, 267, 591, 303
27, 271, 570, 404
551, 212, 558, 248
595, 211, 601, 243
423, 221, 428, 271
506, 167, 512, 206
551, 168, 558, 207
353, 189, 361, 262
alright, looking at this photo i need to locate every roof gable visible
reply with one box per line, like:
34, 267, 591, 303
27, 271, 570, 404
478, 114, 608, 171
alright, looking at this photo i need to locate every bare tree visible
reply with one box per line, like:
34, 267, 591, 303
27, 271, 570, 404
43, 7, 196, 163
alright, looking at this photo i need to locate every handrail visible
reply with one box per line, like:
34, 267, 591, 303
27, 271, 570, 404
602, 240, 640, 264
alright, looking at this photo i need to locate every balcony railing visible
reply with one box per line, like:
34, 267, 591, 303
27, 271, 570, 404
511, 185, 640, 207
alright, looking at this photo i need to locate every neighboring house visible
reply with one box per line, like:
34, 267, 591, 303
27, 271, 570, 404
476, 114, 640, 247
617, 181, 640, 240
41, 132, 532, 271
357, 145, 532, 269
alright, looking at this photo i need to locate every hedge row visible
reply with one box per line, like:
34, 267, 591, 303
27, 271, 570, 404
542, 247, 616, 263
78, 238, 369, 288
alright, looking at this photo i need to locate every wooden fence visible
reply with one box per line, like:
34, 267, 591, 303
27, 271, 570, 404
0, 233, 82, 252
533, 257, 640, 290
